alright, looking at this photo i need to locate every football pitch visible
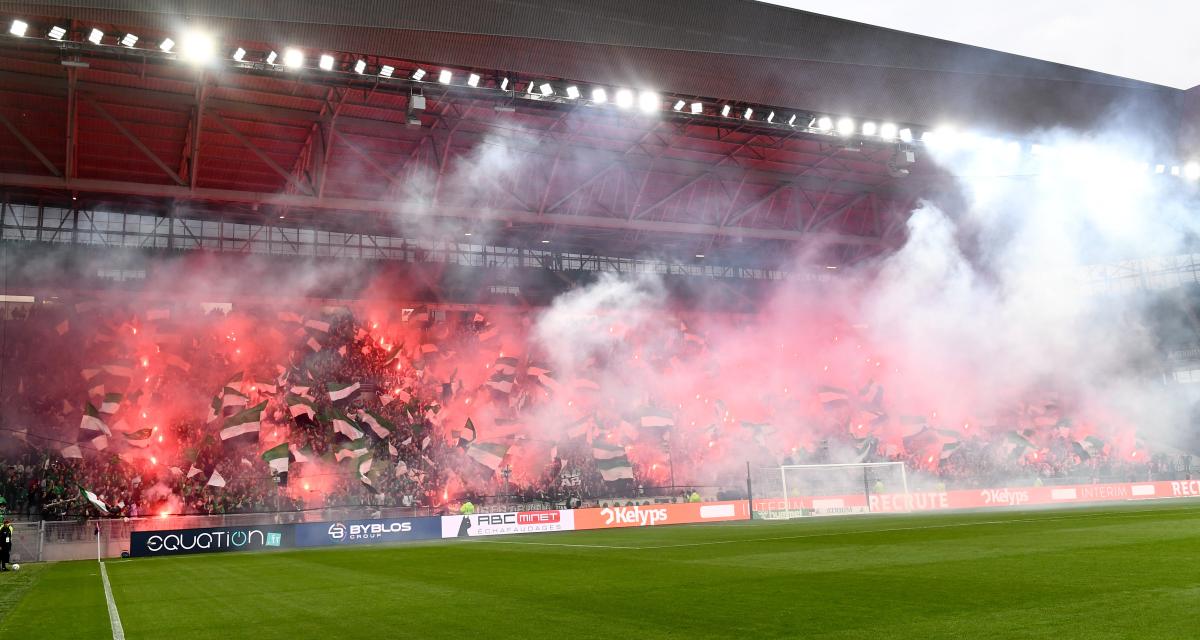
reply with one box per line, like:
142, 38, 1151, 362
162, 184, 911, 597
3, 501, 1199, 639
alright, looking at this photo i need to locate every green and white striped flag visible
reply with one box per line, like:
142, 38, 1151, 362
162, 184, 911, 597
358, 409, 393, 439
593, 441, 634, 481
80, 402, 111, 436
261, 443, 289, 485
329, 409, 364, 440
328, 382, 361, 403
335, 438, 371, 462
125, 428, 153, 448
221, 386, 250, 409
466, 441, 509, 471
61, 444, 83, 459
99, 393, 122, 414
220, 402, 266, 444
285, 394, 317, 420
81, 487, 109, 513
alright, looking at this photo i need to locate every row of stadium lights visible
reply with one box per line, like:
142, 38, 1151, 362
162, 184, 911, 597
7, 18, 920, 141
8, 18, 1200, 180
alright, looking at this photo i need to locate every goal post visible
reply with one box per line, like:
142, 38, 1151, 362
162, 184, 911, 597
750, 462, 910, 519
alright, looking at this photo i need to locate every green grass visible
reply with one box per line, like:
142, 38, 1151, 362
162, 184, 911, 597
4, 502, 1200, 639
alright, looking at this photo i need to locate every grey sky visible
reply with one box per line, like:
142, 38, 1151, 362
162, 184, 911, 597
760, 0, 1200, 90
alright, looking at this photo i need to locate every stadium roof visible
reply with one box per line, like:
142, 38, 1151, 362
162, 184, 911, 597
0, 1, 1192, 271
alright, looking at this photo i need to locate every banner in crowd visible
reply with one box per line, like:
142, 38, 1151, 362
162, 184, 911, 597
751, 479, 1200, 515
440, 510, 576, 538
295, 517, 441, 547
130, 524, 292, 557
573, 500, 751, 530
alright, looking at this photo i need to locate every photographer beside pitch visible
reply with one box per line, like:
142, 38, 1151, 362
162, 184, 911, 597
1, 518, 12, 571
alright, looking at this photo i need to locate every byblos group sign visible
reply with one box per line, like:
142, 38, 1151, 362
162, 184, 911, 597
294, 517, 441, 547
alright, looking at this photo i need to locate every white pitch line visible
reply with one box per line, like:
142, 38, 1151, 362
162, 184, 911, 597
636, 506, 1200, 550
99, 562, 126, 640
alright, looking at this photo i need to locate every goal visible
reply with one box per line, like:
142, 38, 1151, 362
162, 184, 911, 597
751, 462, 911, 519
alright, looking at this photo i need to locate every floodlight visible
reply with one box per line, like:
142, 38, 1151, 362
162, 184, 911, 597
1186, 162, 1200, 181
10, 20, 28, 37
467, 73, 480, 87
438, 69, 452, 84
816, 116, 833, 130
690, 102, 703, 114
1171, 165, 1181, 177
120, 33, 138, 47
354, 59, 366, 74
787, 114, 797, 126
615, 89, 634, 109
266, 50, 278, 64
695, 253, 705, 259
898, 128, 913, 142
565, 85, 579, 98
526, 81, 538, 95
673, 100, 685, 111
539, 82, 553, 96
861, 121, 877, 136
836, 118, 855, 135
180, 31, 215, 63
766, 111, 775, 123
879, 123, 897, 139
721, 105, 731, 117
233, 47, 246, 62
1154, 164, 1165, 174
743, 108, 753, 120
591, 87, 607, 103
283, 48, 304, 69
319, 54, 334, 71
159, 37, 174, 52
88, 28, 103, 45
411, 68, 426, 81
638, 91, 659, 113
380, 65, 394, 77
500, 78, 509, 91
48, 26, 66, 40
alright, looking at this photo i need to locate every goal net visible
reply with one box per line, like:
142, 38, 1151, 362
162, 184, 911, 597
751, 462, 910, 519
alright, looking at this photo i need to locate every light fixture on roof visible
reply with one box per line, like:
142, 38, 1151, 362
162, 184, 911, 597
1154, 164, 1165, 174
438, 69, 452, 84
898, 128, 913, 142
380, 65, 394, 78
695, 253, 705, 259
282, 48, 304, 69
319, 54, 335, 71
10, 20, 28, 37
411, 68, 426, 81
615, 89, 634, 109
539, 82, 553, 97
766, 111, 775, 123
836, 118, 855, 135
266, 50, 278, 64
500, 78, 510, 91
467, 73, 480, 87
233, 47, 246, 62
159, 37, 175, 52
591, 87, 607, 103
1185, 162, 1200, 181
690, 102, 703, 115
861, 121, 877, 136
879, 123, 897, 139
48, 26, 66, 40
120, 33, 138, 47
541, 239, 550, 244
180, 31, 215, 63
743, 107, 753, 120
638, 91, 659, 113
565, 85, 579, 99
816, 116, 833, 131
87, 28, 103, 45
787, 114, 797, 126
672, 100, 685, 112
354, 59, 366, 74
526, 81, 538, 95
1171, 165, 1181, 177
721, 105, 731, 117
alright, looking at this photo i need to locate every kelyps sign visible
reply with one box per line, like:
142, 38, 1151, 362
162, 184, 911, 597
130, 525, 292, 557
